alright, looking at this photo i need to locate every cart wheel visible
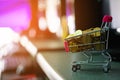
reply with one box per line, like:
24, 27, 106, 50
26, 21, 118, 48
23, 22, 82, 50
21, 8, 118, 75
72, 65, 77, 72
76, 64, 81, 70
103, 64, 111, 73
103, 67, 109, 73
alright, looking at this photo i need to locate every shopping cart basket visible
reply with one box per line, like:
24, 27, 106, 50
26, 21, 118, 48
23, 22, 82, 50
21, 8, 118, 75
64, 15, 112, 73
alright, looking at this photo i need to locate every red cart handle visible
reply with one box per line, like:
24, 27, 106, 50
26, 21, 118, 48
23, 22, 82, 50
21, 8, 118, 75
102, 15, 112, 22
64, 41, 69, 52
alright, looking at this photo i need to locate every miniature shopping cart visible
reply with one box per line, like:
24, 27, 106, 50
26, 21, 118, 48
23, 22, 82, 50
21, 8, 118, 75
64, 15, 112, 73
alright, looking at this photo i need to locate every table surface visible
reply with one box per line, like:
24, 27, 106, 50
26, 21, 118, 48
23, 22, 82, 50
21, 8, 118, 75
40, 50, 120, 80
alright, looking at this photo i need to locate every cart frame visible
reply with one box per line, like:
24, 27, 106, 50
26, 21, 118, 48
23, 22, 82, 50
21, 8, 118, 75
64, 15, 112, 73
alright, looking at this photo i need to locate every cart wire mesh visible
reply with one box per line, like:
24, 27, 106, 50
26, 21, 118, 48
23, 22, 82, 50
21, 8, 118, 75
64, 15, 112, 73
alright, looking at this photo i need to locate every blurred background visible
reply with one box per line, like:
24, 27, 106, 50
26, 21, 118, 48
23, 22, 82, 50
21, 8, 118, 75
0, 0, 120, 56
0, 0, 120, 41
0, 0, 120, 80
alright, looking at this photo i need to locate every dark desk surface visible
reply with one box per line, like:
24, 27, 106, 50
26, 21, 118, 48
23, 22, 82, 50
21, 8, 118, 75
40, 50, 120, 80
